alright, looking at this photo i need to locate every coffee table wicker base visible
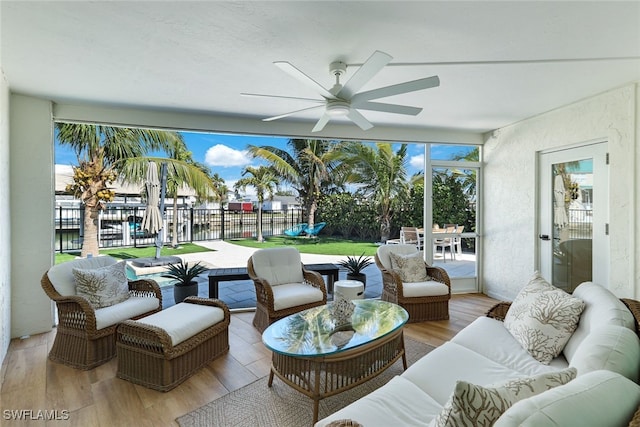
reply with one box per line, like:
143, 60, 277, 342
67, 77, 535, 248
268, 330, 406, 423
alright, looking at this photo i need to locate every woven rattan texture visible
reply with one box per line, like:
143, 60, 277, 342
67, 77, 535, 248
116, 297, 230, 391
248, 258, 327, 333
41, 272, 162, 370
374, 253, 451, 322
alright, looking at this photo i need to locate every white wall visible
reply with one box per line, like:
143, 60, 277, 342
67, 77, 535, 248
0, 67, 12, 365
10, 94, 54, 337
483, 84, 638, 301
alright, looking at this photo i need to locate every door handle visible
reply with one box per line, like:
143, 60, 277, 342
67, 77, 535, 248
538, 234, 550, 241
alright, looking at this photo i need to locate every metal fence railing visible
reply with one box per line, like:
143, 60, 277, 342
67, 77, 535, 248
55, 206, 304, 253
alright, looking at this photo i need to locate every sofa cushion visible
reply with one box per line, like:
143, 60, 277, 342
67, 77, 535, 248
73, 261, 130, 308
451, 316, 568, 376
272, 282, 325, 311
315, 376, 441, 427
504, 272, 585, 364
402, 342, 526, 406
136, 302, 225, 346
563, 281, 636, 363
47, 255, 118, 296
569, 324, 640, 382
251, 247, 304, 286
94, 295, 160, 330
493, 370, 640, 427
433, 367, 576, 427
389, 251, 430, 282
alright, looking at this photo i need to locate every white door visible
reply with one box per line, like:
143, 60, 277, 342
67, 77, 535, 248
538, 142, 608, 291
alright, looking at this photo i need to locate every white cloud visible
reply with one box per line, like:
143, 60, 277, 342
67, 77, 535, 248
204, 144, 251, 167
409, 155, 424, 169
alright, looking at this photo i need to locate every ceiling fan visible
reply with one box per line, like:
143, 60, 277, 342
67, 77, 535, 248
242, 50, 440, 132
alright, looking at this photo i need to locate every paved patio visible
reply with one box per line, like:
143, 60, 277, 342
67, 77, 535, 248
153, 240, 475, 310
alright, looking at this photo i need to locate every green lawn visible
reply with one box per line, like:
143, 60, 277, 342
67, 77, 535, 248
54, 243, 214, 264
54, 238, 379, 264
229, 236, 379, 256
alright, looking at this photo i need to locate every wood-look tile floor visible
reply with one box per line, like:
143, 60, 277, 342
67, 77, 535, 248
0, 294, 497, 427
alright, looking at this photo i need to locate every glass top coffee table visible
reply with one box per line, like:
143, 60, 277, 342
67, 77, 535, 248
262, 299, 409, 423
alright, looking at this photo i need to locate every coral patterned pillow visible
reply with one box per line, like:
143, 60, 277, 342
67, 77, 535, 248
504, 272, 585, 364
73, 261, 130, 308
433, 367, 577, 427
389, 251, 431, 282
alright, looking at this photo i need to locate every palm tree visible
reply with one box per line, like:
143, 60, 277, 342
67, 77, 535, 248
338, 142, 409, 242
234, 166, 279, 242
56, 123, 183, 257
247, 139, 342, 233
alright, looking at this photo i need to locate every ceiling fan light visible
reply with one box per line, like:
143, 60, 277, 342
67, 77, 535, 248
326, 100, 350, 117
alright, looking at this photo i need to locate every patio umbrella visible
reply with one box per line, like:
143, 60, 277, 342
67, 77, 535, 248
141, 162, 163, 235
554, 174, 569, 229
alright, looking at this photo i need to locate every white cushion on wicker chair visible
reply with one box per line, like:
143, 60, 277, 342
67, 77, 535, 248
272, 282, 325, 311
47, 256, 118, 296
402, 281, 449, 297
250, 247, 304, 286
95, 296, 160, 330
135, 302, 225, 346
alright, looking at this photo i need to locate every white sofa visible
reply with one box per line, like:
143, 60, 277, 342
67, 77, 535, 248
316, 281, 640, 427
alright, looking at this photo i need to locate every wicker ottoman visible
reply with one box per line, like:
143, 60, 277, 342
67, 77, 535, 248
116, 296, 230, 391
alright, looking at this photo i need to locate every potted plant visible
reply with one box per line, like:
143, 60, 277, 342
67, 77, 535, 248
337, 253, 374, 288
163, 260, 208, 304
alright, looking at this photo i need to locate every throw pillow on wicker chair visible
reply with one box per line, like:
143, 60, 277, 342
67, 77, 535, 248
389, 251, 431, 283
72, 261, 130, 309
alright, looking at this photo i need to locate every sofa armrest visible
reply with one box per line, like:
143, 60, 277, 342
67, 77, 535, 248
621, 298, 640, 339
486, 302, 511, 322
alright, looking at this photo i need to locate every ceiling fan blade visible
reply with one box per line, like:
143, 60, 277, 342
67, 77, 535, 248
347, 109, 374, 131
274, 61, 337, 100
337, 50, 393, 99
351, 75, 440, 103
352, 101, 422, 116
311, 113, 331, 133
263, 105, 325, 122
241, 93, 324, 103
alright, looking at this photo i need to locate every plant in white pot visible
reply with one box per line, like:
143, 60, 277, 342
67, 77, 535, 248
163, 260, 208, 304
337, 253, 373, 288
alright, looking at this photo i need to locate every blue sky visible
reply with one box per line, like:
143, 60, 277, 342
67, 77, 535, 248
55, 131, 474, 196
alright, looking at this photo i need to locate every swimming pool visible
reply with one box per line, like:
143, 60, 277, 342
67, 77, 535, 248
126, 265, 177, 288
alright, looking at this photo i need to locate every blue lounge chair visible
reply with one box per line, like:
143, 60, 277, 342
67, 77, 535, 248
304, 222, 326, 237
284, 223, 308, 237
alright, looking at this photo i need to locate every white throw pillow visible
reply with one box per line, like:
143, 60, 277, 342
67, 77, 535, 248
433, 367, 577, 427
389, 251, 430, 283
73, 261, 130, 308
504, 272, 585, 364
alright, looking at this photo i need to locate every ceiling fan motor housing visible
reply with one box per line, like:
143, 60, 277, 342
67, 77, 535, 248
326, 99, 350, 116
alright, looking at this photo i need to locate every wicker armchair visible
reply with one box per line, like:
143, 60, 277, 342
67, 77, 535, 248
41, 256, 162, 369
375, 244, 451, 322
248, 247, 327, 333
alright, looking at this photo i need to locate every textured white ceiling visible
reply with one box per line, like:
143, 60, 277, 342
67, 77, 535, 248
2, 1, 639, 136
